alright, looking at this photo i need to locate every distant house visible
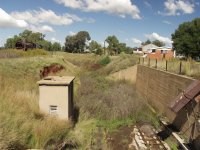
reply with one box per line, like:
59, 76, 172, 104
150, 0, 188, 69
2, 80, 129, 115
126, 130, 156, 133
142, 44, 158, 54
147, 47, 175, 59
133, 47, 143, 54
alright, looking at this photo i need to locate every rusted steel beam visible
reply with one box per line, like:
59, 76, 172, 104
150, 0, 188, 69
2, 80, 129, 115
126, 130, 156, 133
170, 80, 200, 113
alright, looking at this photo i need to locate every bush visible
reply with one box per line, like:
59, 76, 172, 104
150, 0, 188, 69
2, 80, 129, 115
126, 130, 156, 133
99, 56, 111, 66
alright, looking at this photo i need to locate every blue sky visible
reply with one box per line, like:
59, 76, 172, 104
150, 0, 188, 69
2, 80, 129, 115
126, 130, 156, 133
0, 0, 200, 47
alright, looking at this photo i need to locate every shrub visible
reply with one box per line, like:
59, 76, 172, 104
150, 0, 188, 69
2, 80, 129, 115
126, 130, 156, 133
99, 56, 111, 66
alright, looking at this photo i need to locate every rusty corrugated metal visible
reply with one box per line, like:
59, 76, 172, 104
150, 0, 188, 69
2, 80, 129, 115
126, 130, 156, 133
170, 80, 200, 113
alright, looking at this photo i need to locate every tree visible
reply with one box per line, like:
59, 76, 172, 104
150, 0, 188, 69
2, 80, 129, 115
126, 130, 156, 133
141, 39, 165, 47
172, 18, 200, 59
4, 35, 20, 49
52, 42, 61, 51
124, 47, 133, 54
4, 30, 50, 50
65, 31, 91, 53
19, 30, 45, 43
89, 40, 102, 54
38, 40, 52, 51
118, 43, 127, 53
141, 39, 151, 46
152, 40, 165, 47
105, 35, 119, 55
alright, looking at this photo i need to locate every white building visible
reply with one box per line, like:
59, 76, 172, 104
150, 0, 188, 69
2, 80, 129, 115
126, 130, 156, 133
141, 44, 158, 53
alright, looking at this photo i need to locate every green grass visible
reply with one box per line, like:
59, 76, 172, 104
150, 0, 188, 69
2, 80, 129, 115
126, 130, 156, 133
96, 118, 135, 132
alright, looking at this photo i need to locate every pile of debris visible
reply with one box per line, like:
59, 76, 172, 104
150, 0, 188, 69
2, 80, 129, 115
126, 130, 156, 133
129, 124, 170, 150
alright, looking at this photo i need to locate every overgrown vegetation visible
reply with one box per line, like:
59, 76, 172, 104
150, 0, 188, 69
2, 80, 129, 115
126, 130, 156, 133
76, 73, 144, 120
0, 49, 158, 149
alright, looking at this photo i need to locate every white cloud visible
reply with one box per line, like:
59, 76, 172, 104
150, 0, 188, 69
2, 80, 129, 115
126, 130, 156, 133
160, 0, 195, 16
145, 33, 173, 45
11, 8, 82, 26
69, 31, 76, 36
87, 18, 95, 23
28, 25, 55, 33
51, 37, 61, 43
144, 1, 152, 9
132, 38, 142, 45
54, 0, 141, 19
0, 8, 28, 28
162, 20, 173, 25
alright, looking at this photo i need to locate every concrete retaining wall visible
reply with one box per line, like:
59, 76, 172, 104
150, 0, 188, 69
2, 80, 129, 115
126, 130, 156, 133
136, 65, 200, 149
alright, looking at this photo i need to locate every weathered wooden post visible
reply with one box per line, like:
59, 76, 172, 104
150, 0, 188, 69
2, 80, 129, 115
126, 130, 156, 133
166, 60, 168, 71
143, 58, 144, 65
148, 58, 150, 67
138, 57, 140, 64
179, 61, 182, 74
155, 59, 157, 69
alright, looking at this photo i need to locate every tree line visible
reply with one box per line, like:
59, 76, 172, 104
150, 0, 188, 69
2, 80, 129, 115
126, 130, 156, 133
4, 30, 61, 51
3, 17, 200, 58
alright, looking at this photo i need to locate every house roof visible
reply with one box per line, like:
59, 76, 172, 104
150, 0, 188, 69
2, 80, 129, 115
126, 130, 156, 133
142, 44, 158, 52
37, 76, 75, 85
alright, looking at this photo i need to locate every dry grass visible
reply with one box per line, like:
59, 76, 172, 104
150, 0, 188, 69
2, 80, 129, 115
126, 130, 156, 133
76, 72, 145, 120
0, 51, 86, 149
0, 76, 73, 149
141, 58, 200, 79
0, 49, 49, 58
102, 53, 139, 75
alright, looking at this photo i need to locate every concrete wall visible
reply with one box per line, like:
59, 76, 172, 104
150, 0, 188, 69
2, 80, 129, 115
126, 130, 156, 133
39, 85, 73, 120
136, 65, 200, 149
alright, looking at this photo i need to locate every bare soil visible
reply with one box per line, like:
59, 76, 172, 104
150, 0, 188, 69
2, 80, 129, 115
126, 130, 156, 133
107, 125, 134, 150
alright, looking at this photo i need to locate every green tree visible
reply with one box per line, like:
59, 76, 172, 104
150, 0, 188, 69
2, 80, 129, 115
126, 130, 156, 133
4, 30, 49, 50
105, 35, 119, 55
19, 30, 45, 43
152, 40, 165, 47
89, 40, 102, 54
38, 40, 52, 51
124, 47, 133, 54
118, 43, 127, 53
172, 18, 200, 59
51, 42, 61, 51
4, 35, 20, 49
65, 31, 91, 53
141, 39, 151, 46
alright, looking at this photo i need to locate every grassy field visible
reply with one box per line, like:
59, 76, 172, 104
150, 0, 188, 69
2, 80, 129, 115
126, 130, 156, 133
0, 49, 158, 149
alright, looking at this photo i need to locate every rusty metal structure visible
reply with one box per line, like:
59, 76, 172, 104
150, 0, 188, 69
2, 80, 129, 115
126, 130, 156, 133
170, 80, 200, 113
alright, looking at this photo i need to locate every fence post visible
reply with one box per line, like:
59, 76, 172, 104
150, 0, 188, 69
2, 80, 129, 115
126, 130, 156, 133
179, 61, 182, 74
143, 58, 144, 65
148, 58, 150, 67
155, 59, 157, 69
138, 57, 140, 64
166, 60, 168, 71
